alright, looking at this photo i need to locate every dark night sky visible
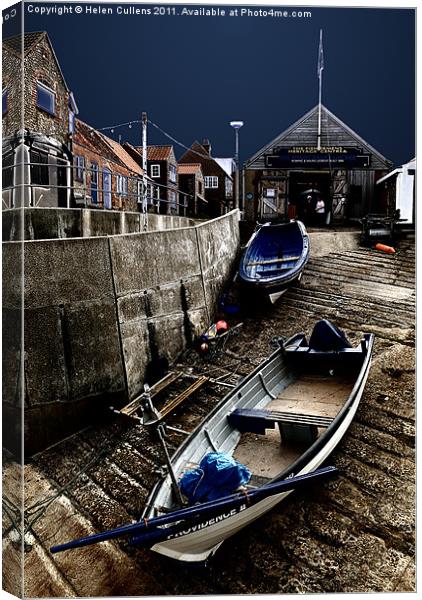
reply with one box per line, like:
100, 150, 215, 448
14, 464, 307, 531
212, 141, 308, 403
4, 2, 416, 166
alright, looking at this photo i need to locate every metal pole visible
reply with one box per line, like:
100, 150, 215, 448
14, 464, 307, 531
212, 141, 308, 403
317, 29, 324, 151
317, 68, 323, 151
235, 127, 240, 210
156, 424, 186, 507
230, 121, 244, 210
142, 112, 148, 230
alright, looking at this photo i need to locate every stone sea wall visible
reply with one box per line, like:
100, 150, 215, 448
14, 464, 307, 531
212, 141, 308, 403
2, 210, 240, 455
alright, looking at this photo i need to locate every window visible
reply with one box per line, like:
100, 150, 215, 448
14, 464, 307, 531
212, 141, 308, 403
198, 181, 203, 194
116, 174, 128, 196
30, 150, 49, 186
225, 177, 233, 198
204, 176, 218, 189
2, 89, 7, 116
151, 164, 160, 178
90, 162, 98, 203
2, 152, 13, 189
264, 188, 276, 198
103, 168, 112, 209
74, 155, 85, 182
36, 81, 55, 115
169, 163, 177, 183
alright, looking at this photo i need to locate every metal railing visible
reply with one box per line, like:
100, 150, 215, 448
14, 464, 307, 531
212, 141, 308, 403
2, 161, 195, 212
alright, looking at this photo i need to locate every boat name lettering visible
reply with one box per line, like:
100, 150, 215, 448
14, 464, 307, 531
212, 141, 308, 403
166, 505, 247, 539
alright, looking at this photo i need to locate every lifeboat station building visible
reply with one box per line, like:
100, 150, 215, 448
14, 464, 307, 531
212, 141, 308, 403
243, 104, 392, 224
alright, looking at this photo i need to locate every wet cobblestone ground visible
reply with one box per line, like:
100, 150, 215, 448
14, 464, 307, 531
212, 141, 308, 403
3, 237, 415, 596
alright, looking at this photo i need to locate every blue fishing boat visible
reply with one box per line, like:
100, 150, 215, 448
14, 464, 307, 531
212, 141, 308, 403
239, 220, 310, 302
50, 320, 373, 564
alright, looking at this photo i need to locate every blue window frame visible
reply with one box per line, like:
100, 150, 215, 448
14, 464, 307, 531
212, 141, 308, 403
103, 168, 112, 209
90, 162, 98, 204
36, 81, 55, 115
2, 89, 7, 116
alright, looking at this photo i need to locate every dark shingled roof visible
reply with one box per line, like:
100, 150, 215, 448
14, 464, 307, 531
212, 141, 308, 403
2, 31, 45, 56
179, 141, 229, 177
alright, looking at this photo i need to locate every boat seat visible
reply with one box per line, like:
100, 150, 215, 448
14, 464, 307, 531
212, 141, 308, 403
228, 408, 334, 446
246, 256, 301, 267
255, 265, 295, 274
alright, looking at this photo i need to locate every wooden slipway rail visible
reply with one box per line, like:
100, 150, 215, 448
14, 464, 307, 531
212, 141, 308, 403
3, 238, 415, 596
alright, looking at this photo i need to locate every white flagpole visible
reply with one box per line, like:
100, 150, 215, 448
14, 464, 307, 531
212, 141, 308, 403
317, 29, 324, 151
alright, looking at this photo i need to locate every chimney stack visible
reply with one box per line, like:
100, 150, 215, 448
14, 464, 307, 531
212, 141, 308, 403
202, 138, 211, 155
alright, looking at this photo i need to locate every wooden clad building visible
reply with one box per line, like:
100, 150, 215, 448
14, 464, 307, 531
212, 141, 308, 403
243, 104, 393, 223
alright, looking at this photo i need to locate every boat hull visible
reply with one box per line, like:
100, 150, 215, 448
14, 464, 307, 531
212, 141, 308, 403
49, 324, 374, 563
238, 220, 310, 298
146, 330, 374, 562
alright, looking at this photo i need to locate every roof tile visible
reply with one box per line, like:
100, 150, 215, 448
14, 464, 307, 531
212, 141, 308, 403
134, 145, 173, 161
177, 163, 202, 175
74, 119, 145, 176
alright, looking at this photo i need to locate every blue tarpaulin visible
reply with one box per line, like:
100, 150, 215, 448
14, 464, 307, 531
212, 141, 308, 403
179, 452, 251, 504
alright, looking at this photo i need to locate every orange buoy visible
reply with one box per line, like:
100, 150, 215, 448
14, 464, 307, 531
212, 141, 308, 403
375, 243, 395, 254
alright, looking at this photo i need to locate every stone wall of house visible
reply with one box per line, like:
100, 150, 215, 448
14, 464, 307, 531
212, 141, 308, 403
2, 210, 240, 455
24, 34, 70, 145
2, 46, 23, 136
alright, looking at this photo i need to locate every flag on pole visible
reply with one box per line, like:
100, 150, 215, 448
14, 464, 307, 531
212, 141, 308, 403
317, 29, 324, 79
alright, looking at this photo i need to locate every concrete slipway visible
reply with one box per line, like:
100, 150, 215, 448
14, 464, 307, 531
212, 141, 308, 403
3, 231, 415, 596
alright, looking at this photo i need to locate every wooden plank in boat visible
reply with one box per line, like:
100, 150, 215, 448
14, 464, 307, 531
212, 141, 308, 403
228, 408, 334, 431
247, 256, 301, 267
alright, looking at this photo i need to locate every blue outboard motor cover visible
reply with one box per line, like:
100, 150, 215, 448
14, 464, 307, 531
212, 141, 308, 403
308, 319, 352, 351
179, 452, 251, 504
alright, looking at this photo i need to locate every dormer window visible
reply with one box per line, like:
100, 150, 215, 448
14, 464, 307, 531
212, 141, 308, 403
36, 81, 55, 115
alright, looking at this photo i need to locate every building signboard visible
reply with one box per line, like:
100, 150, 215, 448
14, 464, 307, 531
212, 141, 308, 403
265, 146, 371, 168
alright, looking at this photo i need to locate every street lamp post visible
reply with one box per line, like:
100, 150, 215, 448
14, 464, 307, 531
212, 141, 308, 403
230, 120, 244, 210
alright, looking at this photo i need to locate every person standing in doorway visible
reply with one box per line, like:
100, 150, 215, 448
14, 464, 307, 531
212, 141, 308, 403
315, 196, 325, 226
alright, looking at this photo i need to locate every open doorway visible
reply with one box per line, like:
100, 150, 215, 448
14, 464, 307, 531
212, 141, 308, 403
289, 171, 331, 226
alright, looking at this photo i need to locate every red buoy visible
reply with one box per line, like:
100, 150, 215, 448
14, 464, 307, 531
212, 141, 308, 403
216, 320, 228, 335
375, 243, 395, 254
